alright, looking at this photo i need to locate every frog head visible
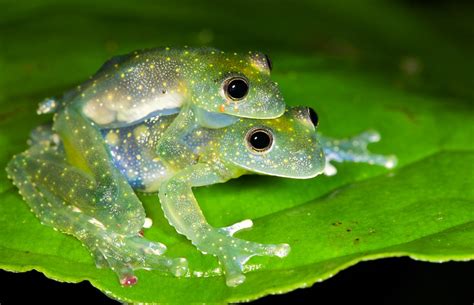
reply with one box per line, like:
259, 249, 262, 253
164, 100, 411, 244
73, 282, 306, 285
218, 106, 325, 178
186, 49, 285, 120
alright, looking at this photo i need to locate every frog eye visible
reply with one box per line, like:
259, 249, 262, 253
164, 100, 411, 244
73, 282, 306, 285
308, 107, 319, 127
224, 77, 249, 100
246, 128, 274, 153
264, 54, 273, 71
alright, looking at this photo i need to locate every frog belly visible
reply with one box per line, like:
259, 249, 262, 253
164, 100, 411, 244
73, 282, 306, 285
100, 117, 176, 192
106, 144, 171, 192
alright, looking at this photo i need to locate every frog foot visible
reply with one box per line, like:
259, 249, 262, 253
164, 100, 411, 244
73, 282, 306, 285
323, 130, 397, 175
86, 232, 188, 286
350, 130, 397, 168
198, 221, 290, 287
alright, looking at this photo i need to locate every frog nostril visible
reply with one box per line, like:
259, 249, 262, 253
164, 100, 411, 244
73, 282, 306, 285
308, 107, 319, 127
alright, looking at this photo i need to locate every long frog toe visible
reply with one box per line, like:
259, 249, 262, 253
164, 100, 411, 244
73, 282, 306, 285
321, 130, 398, 169
365, 153, 398, 168
84, 233, 188, 286
352, 131, 398, 168
220, 219, 254, 236
355, 130, 381, 143
219, 239, 290, 287
205, 226, 290, 287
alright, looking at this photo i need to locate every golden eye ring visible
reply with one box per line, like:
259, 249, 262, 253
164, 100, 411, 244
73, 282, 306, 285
224, 77, 249, 100
245, 127, 274, 153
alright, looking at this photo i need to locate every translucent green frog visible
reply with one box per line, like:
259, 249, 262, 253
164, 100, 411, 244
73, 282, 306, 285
6, 48, 396, 287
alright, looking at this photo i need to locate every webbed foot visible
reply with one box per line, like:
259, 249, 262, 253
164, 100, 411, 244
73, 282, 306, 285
321, 130, 397, 175
85, 232, 188, 286
196, 220, 290, 287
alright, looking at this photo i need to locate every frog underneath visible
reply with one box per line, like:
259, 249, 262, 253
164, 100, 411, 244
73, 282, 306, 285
7, 104, 396, 287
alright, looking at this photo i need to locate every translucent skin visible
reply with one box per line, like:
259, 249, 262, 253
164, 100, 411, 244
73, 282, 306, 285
45, 47, 284, 126
6, 102, 396, 287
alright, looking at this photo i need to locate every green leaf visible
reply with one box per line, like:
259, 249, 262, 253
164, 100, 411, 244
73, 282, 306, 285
0, 0, 473, 303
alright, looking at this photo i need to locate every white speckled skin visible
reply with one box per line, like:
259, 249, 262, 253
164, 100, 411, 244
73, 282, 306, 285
60, 47, 284, 127
6, 48, 397, 287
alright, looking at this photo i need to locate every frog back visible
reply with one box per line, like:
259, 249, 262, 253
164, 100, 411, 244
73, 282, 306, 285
49, 47, 199, 128
38, 46, 282, 128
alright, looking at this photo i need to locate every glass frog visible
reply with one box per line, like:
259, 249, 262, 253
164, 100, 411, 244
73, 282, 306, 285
37, 47, 284, 170
7, 100, 396, 287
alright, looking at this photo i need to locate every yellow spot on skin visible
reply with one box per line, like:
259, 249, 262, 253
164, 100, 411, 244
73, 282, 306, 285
120, 73, 125, 78
219, 104, 225, 112
134, 125, 149, 139
105, 132, 118, 145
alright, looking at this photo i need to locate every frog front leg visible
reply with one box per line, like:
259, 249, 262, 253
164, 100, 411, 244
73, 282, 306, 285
159, 163, 290, 287
155, 105, 238, 169
319, 130, 397, 176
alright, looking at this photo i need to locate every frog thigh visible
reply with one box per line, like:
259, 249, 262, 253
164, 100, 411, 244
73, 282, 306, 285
6, 147, 145, 235
53, 106, 120, 183
6, 149, 187, 283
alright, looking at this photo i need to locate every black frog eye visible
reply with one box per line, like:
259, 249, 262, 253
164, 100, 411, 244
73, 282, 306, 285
308, 107, 319, 127
246, 128, 273, 152
224, 77, 249, 100
264, 54, 273, 71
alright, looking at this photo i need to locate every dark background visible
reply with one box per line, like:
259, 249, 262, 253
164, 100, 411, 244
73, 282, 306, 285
1, 0, 473, 304
1, 258, 473, 304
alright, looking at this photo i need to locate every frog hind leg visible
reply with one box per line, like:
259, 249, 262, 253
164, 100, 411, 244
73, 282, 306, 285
319, 130, 397, 176
6, 148, 188, 285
